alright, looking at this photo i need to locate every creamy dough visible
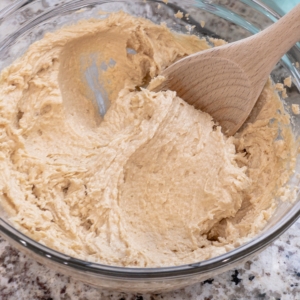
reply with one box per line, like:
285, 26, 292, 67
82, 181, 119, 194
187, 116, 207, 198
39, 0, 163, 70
0, 12, 296, 267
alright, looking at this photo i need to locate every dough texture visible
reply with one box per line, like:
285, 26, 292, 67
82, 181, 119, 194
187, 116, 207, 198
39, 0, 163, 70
0, 12, 296, 267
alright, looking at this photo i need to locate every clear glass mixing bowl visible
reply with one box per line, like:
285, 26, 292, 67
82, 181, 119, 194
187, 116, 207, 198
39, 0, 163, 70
0, 0, 300, 293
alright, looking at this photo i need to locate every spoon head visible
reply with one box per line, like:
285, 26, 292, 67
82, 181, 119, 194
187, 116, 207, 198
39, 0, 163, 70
156, 55, 254, 136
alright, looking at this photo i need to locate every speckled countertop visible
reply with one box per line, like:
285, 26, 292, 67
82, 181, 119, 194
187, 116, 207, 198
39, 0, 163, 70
0, 1, 300, 299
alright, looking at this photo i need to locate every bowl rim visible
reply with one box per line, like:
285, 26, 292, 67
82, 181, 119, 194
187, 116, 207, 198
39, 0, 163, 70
1, 204, 300, 279
0, 0, 300, 280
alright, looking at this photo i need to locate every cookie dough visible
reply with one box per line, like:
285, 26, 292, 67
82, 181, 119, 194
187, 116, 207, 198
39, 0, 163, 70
0, 12, 296, 267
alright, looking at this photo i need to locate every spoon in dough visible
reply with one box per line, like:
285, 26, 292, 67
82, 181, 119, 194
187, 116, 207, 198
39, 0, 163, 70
154, 4, 300, 136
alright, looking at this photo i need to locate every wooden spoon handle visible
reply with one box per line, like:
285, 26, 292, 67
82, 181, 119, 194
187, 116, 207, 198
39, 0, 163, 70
238, 4, 300, 89
249, 4, 300, 68
256, 4, 300, 57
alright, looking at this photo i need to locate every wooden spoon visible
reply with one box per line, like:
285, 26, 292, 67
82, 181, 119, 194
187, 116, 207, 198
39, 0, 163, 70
154, 4, 300, 136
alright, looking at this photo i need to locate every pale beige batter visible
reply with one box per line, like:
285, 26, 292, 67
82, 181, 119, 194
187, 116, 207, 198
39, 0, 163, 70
0, 12, 296, 267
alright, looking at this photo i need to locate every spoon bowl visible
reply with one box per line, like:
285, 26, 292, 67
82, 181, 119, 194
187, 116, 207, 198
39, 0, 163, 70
157, 53, 252, 135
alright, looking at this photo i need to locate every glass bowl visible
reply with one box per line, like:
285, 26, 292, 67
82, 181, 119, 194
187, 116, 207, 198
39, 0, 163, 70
0, 0, 300, 293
